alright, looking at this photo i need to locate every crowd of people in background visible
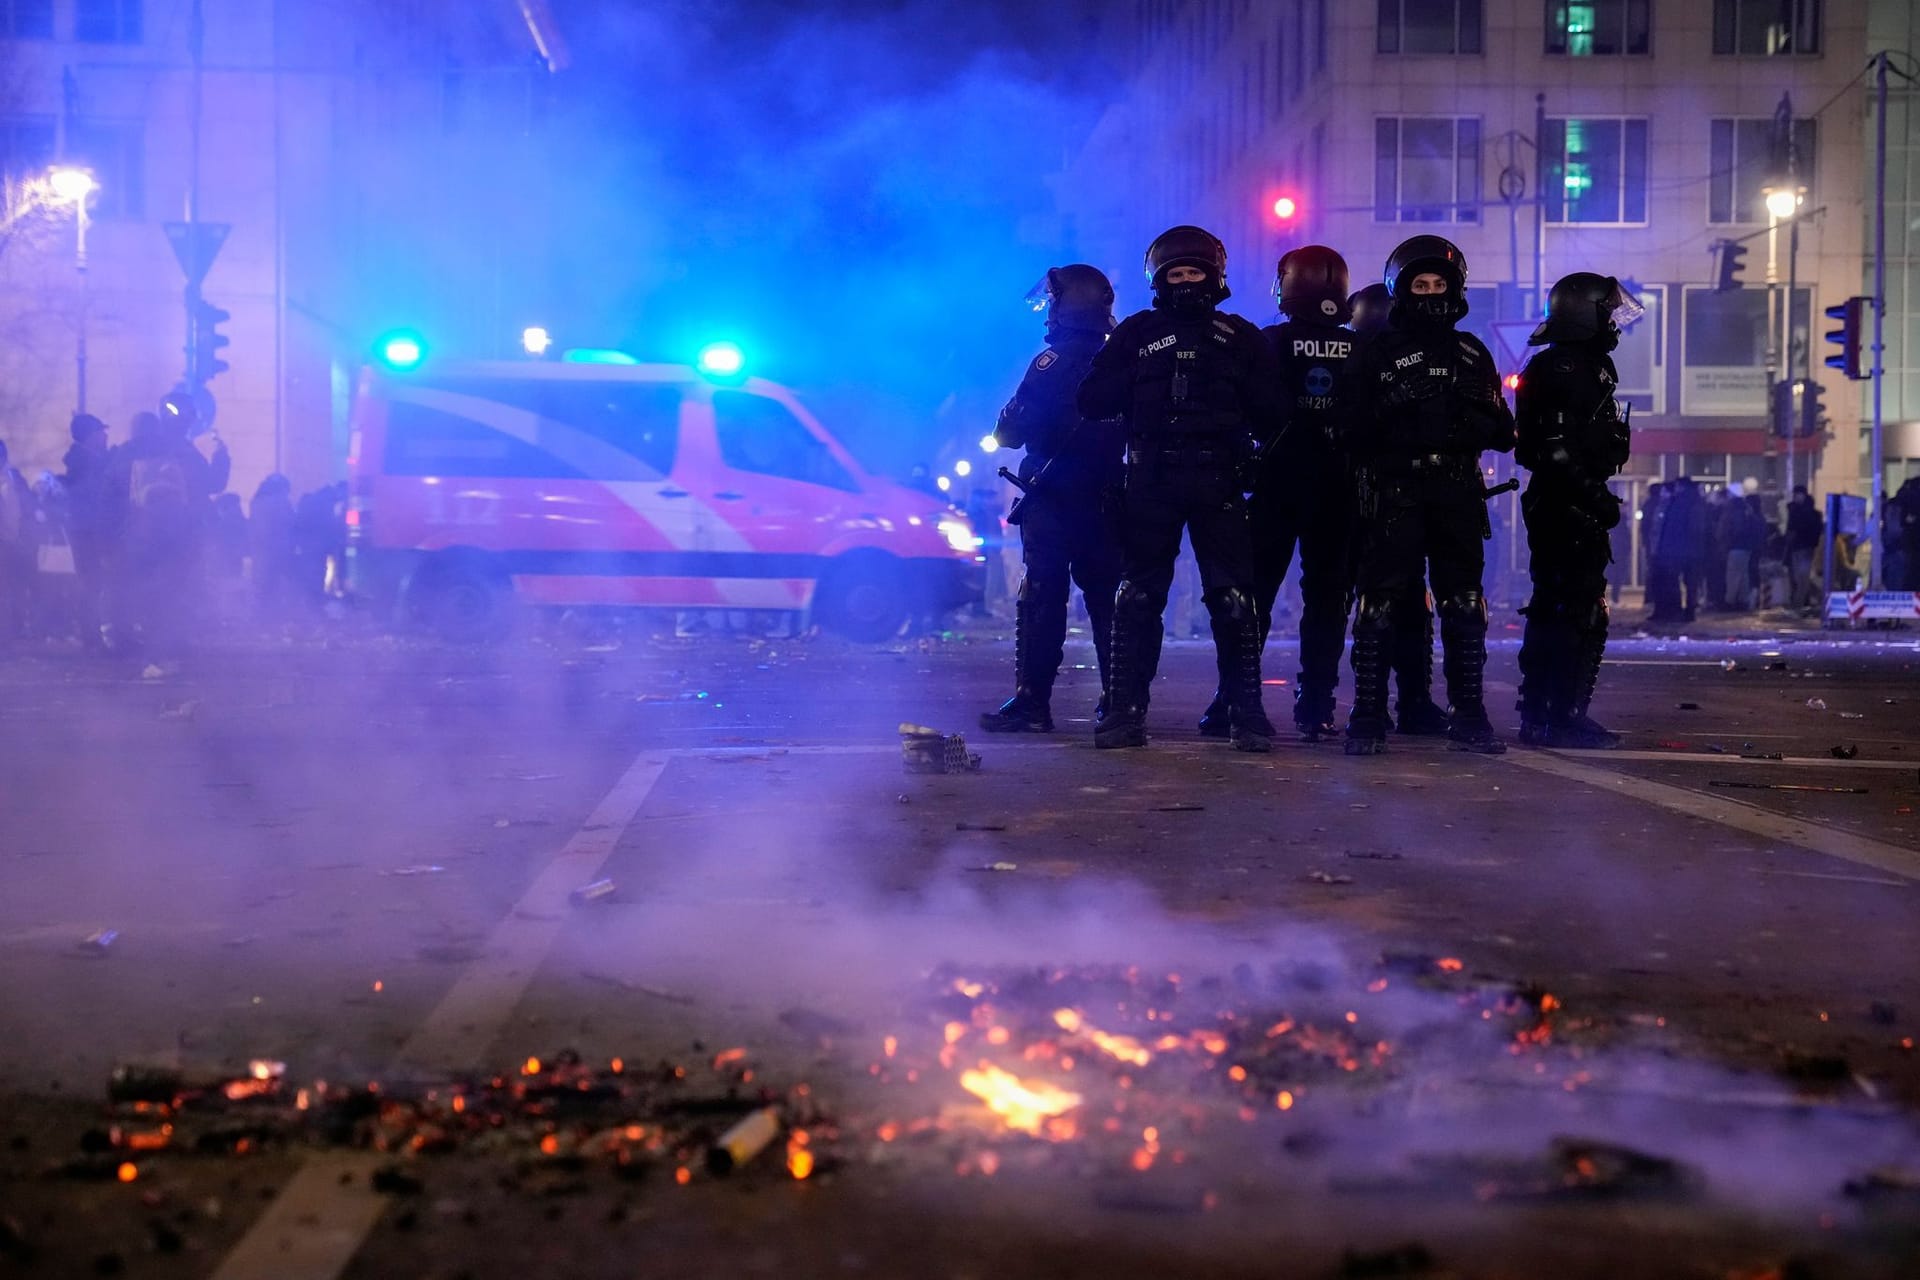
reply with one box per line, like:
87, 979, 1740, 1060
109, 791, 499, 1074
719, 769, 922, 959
1633, 475, 1920, 624
0, 403, 348, 653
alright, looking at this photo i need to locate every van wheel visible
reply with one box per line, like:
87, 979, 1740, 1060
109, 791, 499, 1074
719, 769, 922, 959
815, 556, 909, 643
414, 558, 516, 644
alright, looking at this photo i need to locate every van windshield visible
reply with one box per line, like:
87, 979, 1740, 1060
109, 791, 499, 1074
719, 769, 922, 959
712, 391, 856, 492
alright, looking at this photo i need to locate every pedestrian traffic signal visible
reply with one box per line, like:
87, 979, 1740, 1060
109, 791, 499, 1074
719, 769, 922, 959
1800, 380, 1827, 438
1823, 296, 1867, 381
1714, 241, 1747, 293
190, 298, 231, 385
1770, 379, 1794, 437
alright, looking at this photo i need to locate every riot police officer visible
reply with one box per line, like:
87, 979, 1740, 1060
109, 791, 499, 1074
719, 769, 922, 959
1344, 236, 1516, 755
980, 265, 1125, 733
1199, 246, 1355, 741
1515, 273, 1639, 748
1348, 283, 1449, 738
1078, 225, 1283, 752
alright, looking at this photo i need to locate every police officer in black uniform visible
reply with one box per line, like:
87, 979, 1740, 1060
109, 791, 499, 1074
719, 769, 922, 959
1348, 282, 1450, 738
1199, 246, 1355, 741
1078, 225, 1282, 752
1344, 236, 1515, 755
1515, 272, 1639, 749
980, 265, 1125, 733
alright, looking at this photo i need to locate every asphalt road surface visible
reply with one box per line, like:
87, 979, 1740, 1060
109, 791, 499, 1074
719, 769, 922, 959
2, 612, 1917, 1280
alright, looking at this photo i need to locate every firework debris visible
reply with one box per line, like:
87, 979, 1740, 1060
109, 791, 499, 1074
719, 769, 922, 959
54, 1049, 833, 1197
899, 723, 981, 774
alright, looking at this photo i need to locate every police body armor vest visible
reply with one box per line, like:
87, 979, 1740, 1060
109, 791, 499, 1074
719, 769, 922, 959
1126, 311, 1250, 442
1516, 345, 1627, 482
1266, 319, 1355, 457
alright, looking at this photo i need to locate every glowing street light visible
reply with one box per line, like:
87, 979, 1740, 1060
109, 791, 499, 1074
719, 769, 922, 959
936, 475, 952, 493
954, 459, 972, 477
47, 166, 97, 412
521, 325, 552, 357
1763, 185, 1803, 220
979, 434, 999, 454
48, 166, 97, 203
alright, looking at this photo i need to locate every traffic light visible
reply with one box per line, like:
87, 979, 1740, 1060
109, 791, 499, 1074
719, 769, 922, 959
1799, 380, 1826, 438
190, 297, 231, 385
1715, 240, 1747, 293
1770, 379, 1794, 437
1823, 297, 1867, 381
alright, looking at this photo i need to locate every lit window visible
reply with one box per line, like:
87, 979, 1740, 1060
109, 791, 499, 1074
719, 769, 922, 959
1545, 0, 1650, 56
1543, 118, 1649, 224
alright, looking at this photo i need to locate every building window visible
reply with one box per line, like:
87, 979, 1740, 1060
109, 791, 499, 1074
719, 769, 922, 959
1542, 118, 1649, 223
1377, 0, 1483, 55
1612, 286, 1665, 415
75, 0, 141, 43
1374, 116, 1481, 223
65, 120, 143, 218
0, 116, 57, 181
1709, 116, 1816, 223
1712, 0, 1819, 55
1545, 0, 1650, 55
3, 0, 53, 38
1681, 285, 1810, 416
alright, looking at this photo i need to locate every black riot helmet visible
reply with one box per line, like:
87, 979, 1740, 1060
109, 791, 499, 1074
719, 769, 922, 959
1274, 244, 1352, 324
1383, 235, 1468, 327
1528, 272, 1644, 348
1347, 283, 1391, 337
1025, 263, 1116, 335
1383, 235, 1467, 299
1144, 224, 1230, 307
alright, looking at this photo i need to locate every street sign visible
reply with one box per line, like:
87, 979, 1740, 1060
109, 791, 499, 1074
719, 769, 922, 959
162, 220, 230, 286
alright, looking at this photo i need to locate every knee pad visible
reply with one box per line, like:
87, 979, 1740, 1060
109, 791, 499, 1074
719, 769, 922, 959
1204, 587, 1255, 623
1354, 593, 1395, 633
1438, 589, 1487, 626
1114, 581, 1160, 621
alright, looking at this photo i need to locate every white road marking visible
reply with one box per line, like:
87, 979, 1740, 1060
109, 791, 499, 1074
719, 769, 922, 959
210, 751, 670, 1280
1591, 749, 1919, 771
1502, 749, 1920, 883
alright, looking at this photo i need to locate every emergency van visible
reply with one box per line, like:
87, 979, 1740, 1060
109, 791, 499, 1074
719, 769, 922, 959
344, 359, 984, 641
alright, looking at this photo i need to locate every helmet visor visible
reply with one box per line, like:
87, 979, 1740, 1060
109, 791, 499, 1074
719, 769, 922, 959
1023, 275, 1051, 313
1607, 281, 1646, 330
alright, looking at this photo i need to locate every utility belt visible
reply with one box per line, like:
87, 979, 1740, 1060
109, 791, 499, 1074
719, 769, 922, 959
1127, 438, 1245, 470
1365, 452, 1480, 482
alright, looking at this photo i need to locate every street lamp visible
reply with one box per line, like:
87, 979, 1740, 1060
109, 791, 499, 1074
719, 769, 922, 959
48, 166, 97, 413
1763, 179, 1808, 493
1763, 184, 1803, 221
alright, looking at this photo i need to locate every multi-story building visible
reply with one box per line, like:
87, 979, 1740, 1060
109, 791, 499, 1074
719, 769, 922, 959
1866, 0, 1918, 501
0, 0, 559, 495
1057, 0, 1878, 575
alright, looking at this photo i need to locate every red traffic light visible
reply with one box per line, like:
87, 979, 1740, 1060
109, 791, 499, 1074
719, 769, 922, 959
1270, 195, 1299, 221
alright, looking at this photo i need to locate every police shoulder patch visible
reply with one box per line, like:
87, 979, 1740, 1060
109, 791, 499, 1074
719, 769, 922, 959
1034, 350, 1058, 371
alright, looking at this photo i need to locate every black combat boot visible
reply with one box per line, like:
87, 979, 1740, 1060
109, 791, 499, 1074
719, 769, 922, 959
1218, 597, 1275, 753
1550, 623, 1621, 749
1294, 602, 1342, 740
1095, 587, 1154, 749
1197, 610, 1232, 738
1343, 595, 1392, 755
980, 590, 1055, 732
1441, 593, 1505, 755
1391, 594, 1449, 734
1515, 603, 1571, 747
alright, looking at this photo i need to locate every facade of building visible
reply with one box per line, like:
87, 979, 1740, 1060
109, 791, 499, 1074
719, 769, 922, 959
0, 0, 555, 498
1056, 0, 1878, 537
1865, 0, 1918, 499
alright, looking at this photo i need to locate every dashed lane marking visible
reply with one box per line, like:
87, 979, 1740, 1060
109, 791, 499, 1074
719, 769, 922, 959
209, 751, 671, 1280
1502, 749, 1920, 883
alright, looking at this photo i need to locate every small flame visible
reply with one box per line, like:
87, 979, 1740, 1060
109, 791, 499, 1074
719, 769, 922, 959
713, 1047, 748, 1069
1436, 957, 1464, 972
1276, 1090, 1295, 1110
1051, 1008, 1152, 1068
882, 1035, 898, 1059
675, 1166, 692, 1185
787, 1146, 814, 1180
522, 1056, 541, 1076
116, 1161, 138, 1183
959, 1062, 1083, 1136
952, 979, 985, 998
